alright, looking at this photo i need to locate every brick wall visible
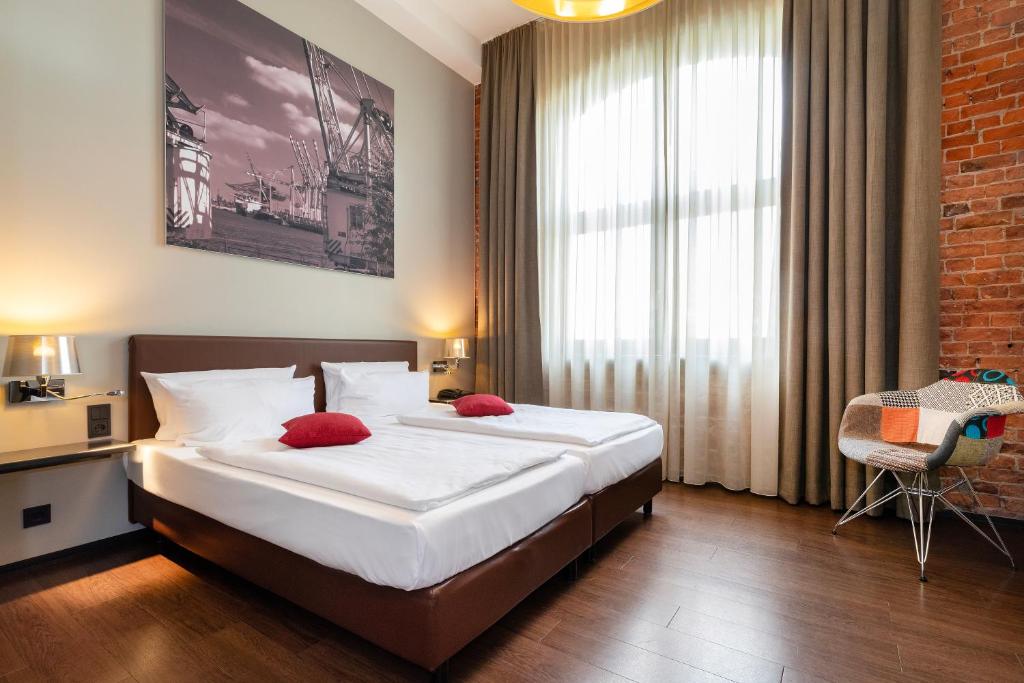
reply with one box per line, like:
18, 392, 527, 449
940, 0, 1024, 518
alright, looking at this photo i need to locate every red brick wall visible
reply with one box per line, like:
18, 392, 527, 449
940, 0, 1024, 518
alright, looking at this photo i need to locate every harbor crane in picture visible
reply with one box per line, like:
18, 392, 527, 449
289, 135, 328, 228
303, 39, 394, 198
302, 38, 394, 276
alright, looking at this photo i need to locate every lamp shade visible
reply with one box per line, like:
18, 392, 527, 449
443, 337, 469, 360
2, 335, 81, 378
512, 0, 662, 22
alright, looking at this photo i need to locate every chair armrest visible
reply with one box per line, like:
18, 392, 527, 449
927, 400, 1024, 469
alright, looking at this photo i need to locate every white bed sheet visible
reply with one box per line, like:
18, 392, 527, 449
397, 403, 657, 446
372, 414, 664, 495
125, 439, 586, 591
564, 425, 664, 493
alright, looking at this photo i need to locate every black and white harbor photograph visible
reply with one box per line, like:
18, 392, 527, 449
164, 0, 396, 277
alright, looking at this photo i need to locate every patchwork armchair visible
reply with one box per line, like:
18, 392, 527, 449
833, 369, 1023, 581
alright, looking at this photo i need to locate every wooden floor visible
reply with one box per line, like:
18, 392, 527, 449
2, 483, 1023, 683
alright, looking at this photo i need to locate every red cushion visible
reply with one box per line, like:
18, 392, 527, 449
452, 393, 514, 417
279, 413, 371, 448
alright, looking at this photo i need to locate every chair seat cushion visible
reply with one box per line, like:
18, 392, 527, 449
864, 444, 930, 473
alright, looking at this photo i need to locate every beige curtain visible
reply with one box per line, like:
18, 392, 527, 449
779, 0, 941, 509
476, 24, 544, 403
536, 0, 784, 493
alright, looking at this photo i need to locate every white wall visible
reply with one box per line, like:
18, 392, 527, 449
0, 0, 476, 565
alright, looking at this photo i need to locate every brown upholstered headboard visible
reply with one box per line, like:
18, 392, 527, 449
128, 335, 418, 441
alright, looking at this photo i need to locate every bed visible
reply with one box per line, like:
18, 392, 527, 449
127, 335, 595, 680
125, 334, 659, 679
126, 438, 586, 591
397, 402, 664, 546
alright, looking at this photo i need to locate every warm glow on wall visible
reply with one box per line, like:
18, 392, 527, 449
512, 0, 662, 21
0, 253, 110, 333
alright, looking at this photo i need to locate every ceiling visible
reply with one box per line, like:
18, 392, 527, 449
351, 0, 535, 83
430, 0, 537, 43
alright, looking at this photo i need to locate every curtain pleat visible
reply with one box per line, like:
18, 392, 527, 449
477, 24, 545, 403
779, 0, 940, 509
536, 0, 784, 494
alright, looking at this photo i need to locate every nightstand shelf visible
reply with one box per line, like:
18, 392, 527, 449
0, 439, 135, 475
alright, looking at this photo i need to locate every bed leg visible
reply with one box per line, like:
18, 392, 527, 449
127, 482, 137, 524
586, 546, 597, 563
643, 500, 653, 519
566, 557, 580, 582
431, 659, 450, 683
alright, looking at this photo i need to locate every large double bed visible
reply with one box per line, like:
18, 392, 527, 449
125, 335, 663, 680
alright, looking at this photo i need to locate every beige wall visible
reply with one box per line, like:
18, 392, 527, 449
0, 0, 475, 564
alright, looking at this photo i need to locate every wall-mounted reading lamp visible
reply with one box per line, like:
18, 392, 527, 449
3, 335, 126, 404
431, 337, 470, 375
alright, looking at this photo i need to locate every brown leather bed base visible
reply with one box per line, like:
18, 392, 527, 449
129, 482, 591, 675
588, 457, 663, 543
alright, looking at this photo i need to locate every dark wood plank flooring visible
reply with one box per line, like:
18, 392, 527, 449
2, 483, 1023, 682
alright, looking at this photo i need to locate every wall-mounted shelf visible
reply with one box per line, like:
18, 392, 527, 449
0, 440, 135, 475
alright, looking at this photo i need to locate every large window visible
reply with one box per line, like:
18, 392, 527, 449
536, 0, 782, 494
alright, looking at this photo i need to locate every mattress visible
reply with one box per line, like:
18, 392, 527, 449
565, 424, 664, 493
125, 440, 586, 591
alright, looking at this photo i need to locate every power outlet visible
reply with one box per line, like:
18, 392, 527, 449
23, 504, 51, 528
87, 403, 112, 439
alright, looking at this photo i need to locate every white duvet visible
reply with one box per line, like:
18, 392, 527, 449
127, 440, 587, 590
197, 423, 565, 511
396, 403, 657, 447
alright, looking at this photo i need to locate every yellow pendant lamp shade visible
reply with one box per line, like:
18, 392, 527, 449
512, 0, 663, 22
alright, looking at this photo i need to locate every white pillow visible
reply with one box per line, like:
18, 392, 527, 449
331, 370, 429, 418
143, 366, 296, 441
156, 375, 314, 446
321, 361, 409, 411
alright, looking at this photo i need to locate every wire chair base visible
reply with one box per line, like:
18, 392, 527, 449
833, 467, 1015, 581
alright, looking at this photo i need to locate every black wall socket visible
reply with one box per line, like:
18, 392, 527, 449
23, 504, 51, 528
88, 403, 112, 439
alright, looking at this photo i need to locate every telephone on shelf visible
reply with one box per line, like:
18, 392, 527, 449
437, 388, 474, 401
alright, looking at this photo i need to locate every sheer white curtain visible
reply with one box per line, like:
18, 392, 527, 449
536, 0, 782, 494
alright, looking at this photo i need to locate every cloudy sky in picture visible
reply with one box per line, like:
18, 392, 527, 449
165, 0, 394, 200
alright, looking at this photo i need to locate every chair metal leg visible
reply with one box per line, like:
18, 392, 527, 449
893, 472, 920, 578
934, 468, 1015, 569
918, 474, 937, 582
835, 466, 1016, 581
833, 469, 892, 534
891, 471, 934, 581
